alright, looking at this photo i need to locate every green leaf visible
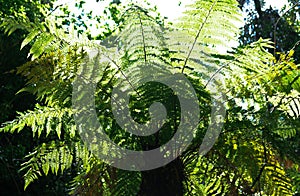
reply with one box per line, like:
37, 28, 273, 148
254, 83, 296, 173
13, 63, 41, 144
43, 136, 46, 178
20, 29, 40, 50
56, 121, 62, 139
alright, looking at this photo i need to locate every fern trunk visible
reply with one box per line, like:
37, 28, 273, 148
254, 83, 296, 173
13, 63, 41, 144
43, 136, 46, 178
138, 158, 184, 196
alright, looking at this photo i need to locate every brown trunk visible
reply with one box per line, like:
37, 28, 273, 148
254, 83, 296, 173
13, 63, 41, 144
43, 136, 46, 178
138, 158, 185, 196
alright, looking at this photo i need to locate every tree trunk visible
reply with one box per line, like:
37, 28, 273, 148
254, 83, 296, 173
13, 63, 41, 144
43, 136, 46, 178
253, 0, 262, 18
138, 158, 185, 196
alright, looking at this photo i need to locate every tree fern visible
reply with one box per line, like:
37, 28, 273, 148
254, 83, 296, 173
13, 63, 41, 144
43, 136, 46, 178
1, 0, 300, 195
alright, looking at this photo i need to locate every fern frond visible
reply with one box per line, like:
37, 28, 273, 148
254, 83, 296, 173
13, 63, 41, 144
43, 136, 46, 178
2, 14, 90, 60
0, 104, 74, 139
20, 140, 92, 190
117, 5, 171, 70
20, 141, 74, 189
111, 170, 141, 196
167, 0, 242, 81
